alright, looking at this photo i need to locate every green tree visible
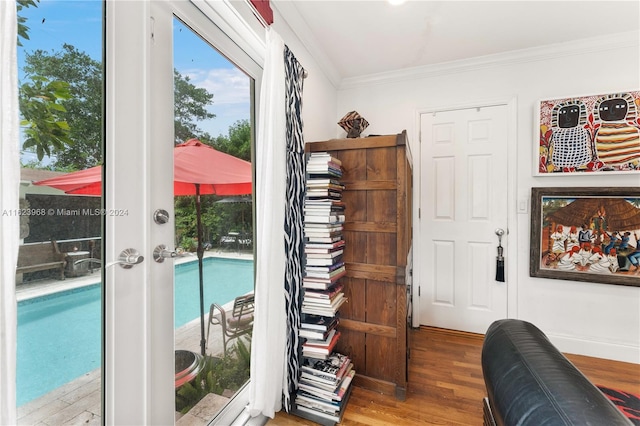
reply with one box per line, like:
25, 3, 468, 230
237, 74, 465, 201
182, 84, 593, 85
19, 76, 73, 161
174, 69, 216, 144
23, 44, 102, 169
17, 0, 39, 47
211, 119, 251, 161
18, 0, 75, 163
21, 45, 218, 170
175, 119, 253, 247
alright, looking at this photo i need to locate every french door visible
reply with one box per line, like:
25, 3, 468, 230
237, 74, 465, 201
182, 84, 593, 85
106, 1, 261, 423
105, 1, 174, 422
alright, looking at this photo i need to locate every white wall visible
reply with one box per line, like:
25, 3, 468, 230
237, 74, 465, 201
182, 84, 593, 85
335, 33, 640, 363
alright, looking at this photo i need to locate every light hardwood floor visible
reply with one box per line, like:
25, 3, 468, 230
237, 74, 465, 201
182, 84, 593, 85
269, 326, 640, 425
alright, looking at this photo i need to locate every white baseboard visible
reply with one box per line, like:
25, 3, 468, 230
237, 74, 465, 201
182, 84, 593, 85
548, 333, 640, 364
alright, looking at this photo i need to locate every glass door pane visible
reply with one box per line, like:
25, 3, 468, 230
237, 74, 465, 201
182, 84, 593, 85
172, 17, 255, 423
16, 0, 103, 423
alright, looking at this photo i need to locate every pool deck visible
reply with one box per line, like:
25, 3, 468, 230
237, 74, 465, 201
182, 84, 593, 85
16, 250, 253, 426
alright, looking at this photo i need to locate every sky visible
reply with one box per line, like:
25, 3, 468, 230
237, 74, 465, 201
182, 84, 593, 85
19, 0, 251, 164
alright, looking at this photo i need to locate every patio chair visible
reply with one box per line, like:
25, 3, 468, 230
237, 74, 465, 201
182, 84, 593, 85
207, 294, 255, 354
220, 232, 242, 252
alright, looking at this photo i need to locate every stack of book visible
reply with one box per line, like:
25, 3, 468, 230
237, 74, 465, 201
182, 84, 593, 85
303, 152, 347, 292
293, 151, 355, 425
295, 353, 356, 423
301, 282, 346, 319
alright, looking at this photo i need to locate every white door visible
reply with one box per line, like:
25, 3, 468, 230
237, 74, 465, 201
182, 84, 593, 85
104, 1, 175, 423
418, 105, 509, 334
105, 1, 262, 422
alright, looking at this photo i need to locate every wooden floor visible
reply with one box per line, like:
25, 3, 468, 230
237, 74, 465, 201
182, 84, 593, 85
269, 326, 640, 426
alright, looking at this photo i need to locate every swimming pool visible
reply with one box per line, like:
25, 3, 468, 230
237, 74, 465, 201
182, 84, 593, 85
17, 257, 253, 407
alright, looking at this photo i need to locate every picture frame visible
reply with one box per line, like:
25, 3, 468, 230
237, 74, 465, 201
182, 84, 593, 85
535, 90, 640, 176
530, 187, 640, 287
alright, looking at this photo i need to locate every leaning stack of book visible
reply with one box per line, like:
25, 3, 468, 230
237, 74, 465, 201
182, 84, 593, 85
293, 151, 355, 425
301, 328, 341, 359
301, 282, 347, 318
306, 152, 343, 179
303, 239, 346, 290
301, 284, 344, 359
299, 312, 339, 340
295, 353, 356, 424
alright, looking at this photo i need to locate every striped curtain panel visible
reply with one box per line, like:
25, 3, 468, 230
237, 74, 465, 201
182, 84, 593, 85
282, 45, 306, 411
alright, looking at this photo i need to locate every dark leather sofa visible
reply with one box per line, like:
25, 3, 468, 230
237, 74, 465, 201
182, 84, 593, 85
481, 319, 631, 426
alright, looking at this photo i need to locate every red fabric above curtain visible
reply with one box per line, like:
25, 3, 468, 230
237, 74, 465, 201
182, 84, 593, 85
250, 0, 273, 25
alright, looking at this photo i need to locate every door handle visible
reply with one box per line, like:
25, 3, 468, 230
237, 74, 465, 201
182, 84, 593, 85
495, 229, 505, 282
105, 248, 145, 269
153, 244, 190, 263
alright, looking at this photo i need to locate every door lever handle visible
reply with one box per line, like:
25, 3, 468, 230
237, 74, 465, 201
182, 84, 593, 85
153, 244, 189, 263
105, 248, 145, 269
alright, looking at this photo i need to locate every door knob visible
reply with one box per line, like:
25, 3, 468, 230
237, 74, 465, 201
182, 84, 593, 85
153, 209, 170, 224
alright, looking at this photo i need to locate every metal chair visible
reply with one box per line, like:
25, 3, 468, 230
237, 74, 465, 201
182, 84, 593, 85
207, 294, 255, 354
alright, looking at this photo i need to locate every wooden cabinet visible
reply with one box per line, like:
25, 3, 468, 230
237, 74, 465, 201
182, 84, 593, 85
305, 131, 412, 400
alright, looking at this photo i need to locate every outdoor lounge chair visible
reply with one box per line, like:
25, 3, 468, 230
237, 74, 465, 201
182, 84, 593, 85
207, 294, 255, 354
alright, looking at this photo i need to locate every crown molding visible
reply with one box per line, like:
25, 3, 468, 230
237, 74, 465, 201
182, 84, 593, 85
271, 1, 342, 89
339, 31, 640, 91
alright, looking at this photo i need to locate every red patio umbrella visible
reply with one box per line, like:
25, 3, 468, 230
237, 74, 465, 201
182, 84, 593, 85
33, 165, 103, 195
34, 139, 252, 197
174, 140, 251, 196
174, 139, 252, 356
34, 138, 252, 355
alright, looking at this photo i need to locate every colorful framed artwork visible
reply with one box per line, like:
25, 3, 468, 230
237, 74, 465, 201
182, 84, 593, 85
536, 90, 640, 175
530, 187, 640, 287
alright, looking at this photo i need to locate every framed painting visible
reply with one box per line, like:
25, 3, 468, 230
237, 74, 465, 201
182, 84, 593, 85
536, 90, 640, 175
530, 187, 640, 287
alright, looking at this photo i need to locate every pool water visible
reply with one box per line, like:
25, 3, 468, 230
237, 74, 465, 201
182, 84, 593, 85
174, 258, 254, 327
17, 257, 253, 407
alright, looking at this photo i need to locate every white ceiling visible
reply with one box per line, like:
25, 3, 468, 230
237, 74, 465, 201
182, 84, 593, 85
274, 1, 640, 84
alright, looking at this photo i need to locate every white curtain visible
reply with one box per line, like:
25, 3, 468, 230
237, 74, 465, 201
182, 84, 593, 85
247, 29, 287, 419
0, 0, 19, 423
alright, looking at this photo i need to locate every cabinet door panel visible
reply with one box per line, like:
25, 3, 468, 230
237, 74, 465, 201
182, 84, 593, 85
343, 230, 366, 263
367, 233, 396, 265
336, 329, 365, 372
366, 147, 396, 180
341, 277, 366, 321
367, 190, 396, 223
343, 190, 367, 222
366, 280, 397, 326
339, 150, 366, 181
366, 334, 395, 381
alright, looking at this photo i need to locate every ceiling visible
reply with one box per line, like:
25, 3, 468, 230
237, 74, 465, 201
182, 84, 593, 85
274, 1, 640, 84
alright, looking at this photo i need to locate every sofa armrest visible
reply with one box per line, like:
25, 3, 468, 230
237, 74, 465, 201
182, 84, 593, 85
481, 319, 630, 426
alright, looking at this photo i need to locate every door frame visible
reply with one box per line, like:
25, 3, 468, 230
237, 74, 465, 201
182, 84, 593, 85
411, 97, 519, 329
